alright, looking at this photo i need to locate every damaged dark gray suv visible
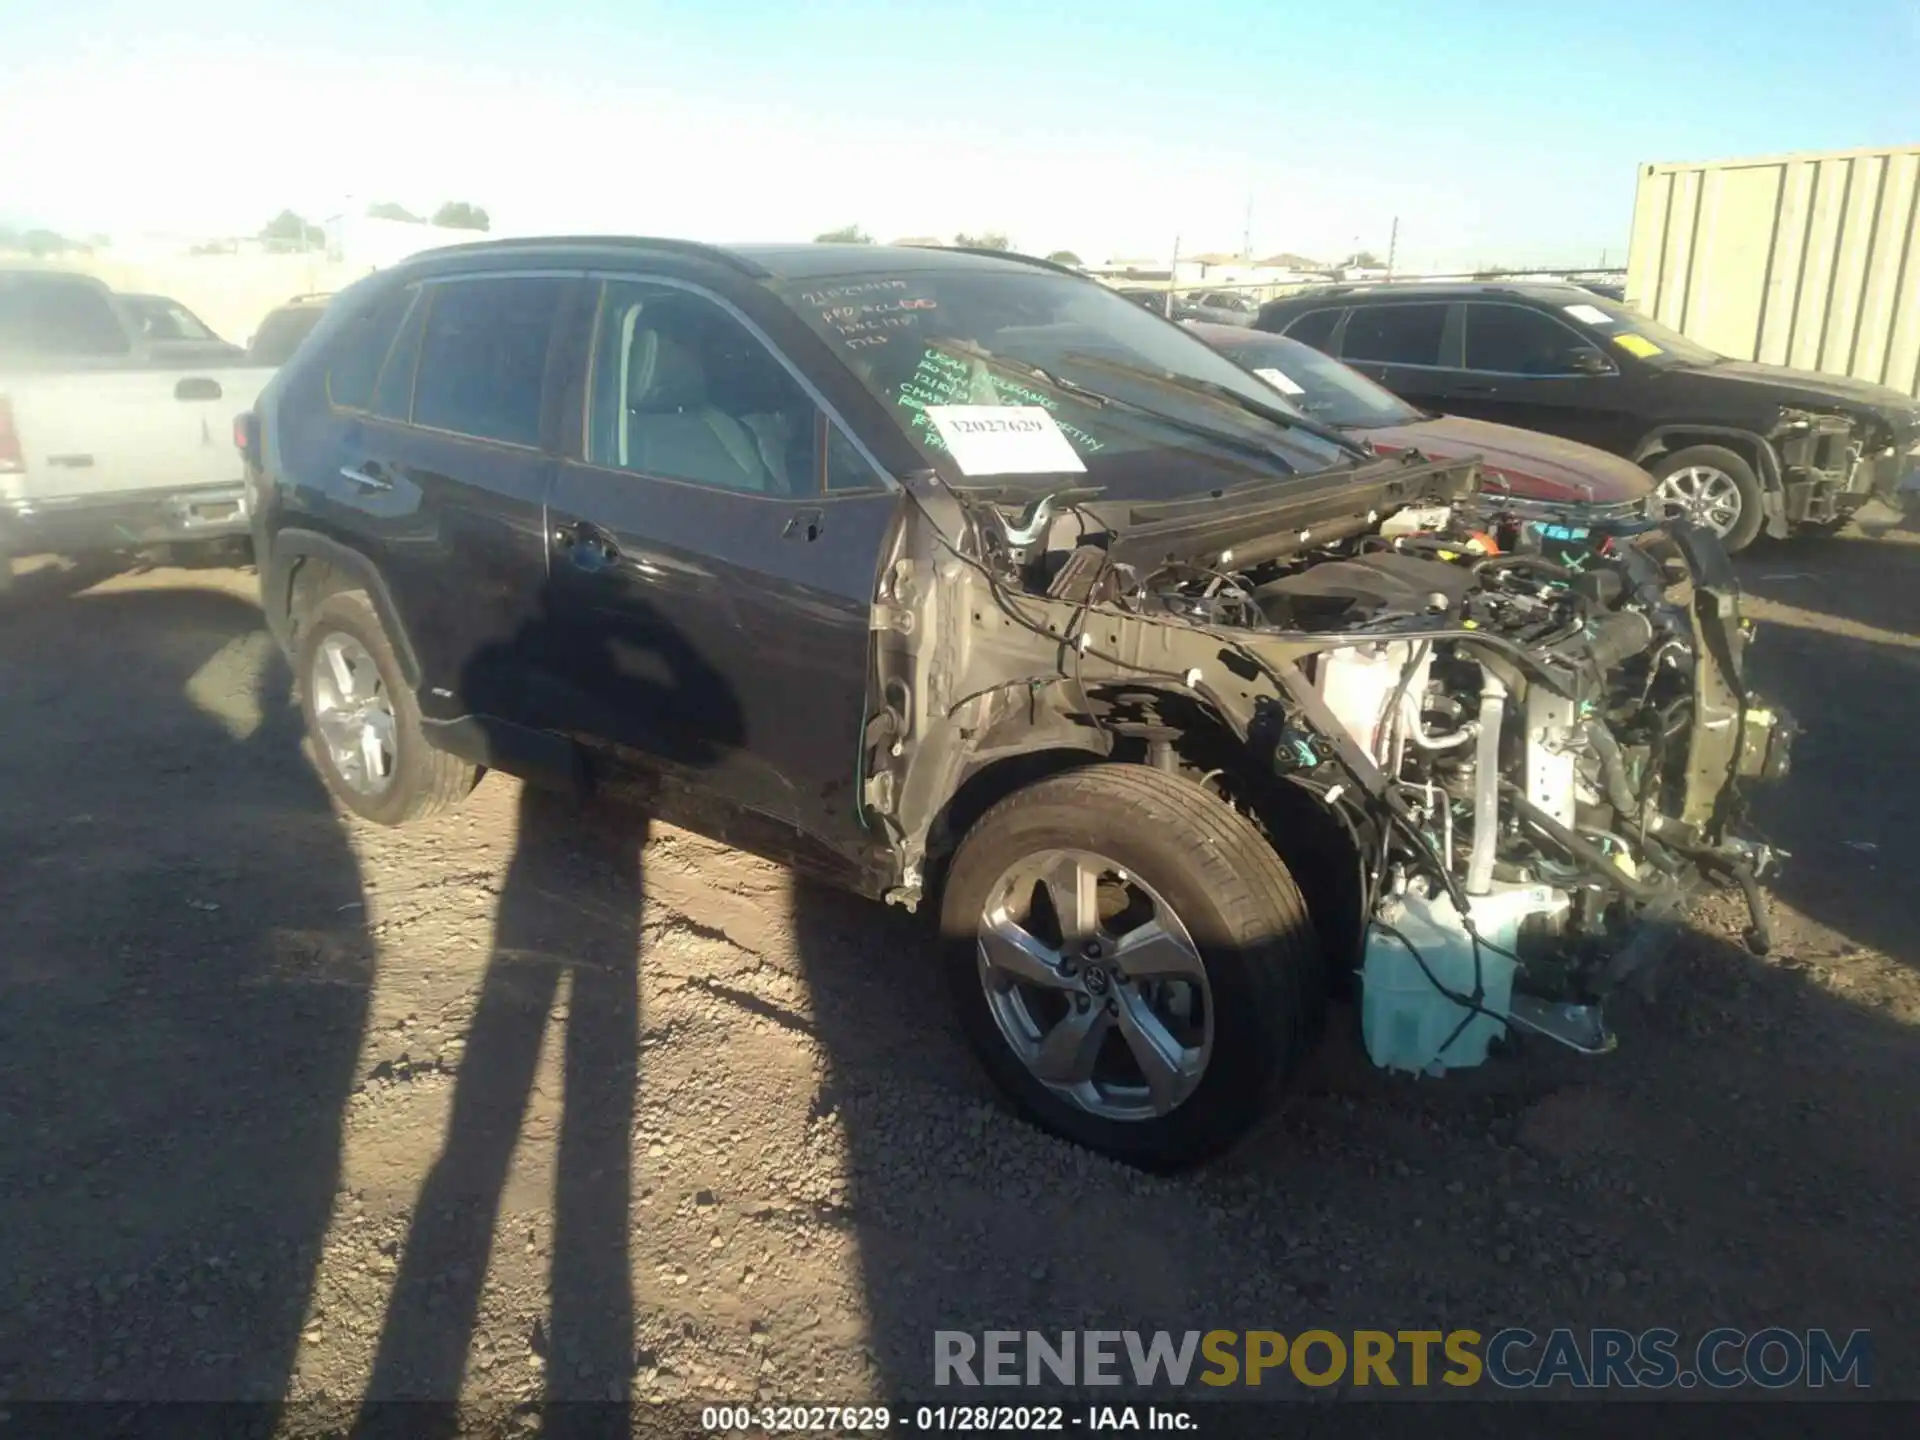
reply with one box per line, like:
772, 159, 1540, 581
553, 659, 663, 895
244, 239, 1795, 1168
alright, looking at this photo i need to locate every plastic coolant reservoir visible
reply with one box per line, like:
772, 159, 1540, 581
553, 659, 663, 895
1317, 643, 1427, 765
1361, 884, 1567, 1076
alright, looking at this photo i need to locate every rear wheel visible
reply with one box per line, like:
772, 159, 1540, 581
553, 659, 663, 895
295, 589, 477, 824
939, 764, 1324, 1170
1649, 444, 1765, 553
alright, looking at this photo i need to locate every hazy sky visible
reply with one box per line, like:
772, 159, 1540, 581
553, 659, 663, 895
4, 1, 1916, 269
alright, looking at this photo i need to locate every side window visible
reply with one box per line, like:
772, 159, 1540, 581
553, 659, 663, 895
325, 288, 412, 409
589, 280, 826, 497
1281, 308, 1341, 352
825, 424, 881, 493
0, 277, 131, 357
371, 289, 429, 422
1340, 303, 1448, 366
1464, 303, 1592, 376
411, 277, 565, 447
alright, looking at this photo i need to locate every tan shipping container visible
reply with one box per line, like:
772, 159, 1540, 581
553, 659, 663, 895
1626, 144, 1920, 398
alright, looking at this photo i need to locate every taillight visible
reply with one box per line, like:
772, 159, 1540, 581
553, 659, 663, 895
0, 397, 23, 474
234, 410, 260, 465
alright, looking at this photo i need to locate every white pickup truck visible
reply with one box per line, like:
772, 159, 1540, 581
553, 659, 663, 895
1, 268, 279, 589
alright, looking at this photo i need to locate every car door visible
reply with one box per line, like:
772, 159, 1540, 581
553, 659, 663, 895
321, 272, 577, 728
1332, 301, 1455, 412
1446, 301, 1632, 451
540, 276, 896, 860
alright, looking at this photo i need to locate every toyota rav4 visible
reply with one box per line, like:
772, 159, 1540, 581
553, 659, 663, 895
245, 240, 1794, 1168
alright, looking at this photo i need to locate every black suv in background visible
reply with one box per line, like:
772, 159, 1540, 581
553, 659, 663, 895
242, 239, 1789, 1167
1256, 282, 1920, 551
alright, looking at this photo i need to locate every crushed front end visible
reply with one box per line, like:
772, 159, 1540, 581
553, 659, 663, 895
866, 450, 1795, 1076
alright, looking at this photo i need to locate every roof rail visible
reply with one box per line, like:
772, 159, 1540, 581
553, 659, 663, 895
404, 235, 770, 278
941, 246, 1086, 278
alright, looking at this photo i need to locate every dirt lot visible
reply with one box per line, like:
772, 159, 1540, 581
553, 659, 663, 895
0, 522, 1916, 1420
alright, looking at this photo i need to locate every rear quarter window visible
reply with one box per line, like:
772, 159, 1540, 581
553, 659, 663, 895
324, 288, 413, 409
1280, 307, 1342, 352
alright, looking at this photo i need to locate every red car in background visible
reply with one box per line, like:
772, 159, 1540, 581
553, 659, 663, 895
1186, 321, 1655, 530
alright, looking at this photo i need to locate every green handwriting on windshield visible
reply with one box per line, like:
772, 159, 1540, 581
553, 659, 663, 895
890, 348, 1106, 454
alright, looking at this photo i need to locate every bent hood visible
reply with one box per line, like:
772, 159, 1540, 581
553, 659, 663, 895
1356, 415, 1653, 506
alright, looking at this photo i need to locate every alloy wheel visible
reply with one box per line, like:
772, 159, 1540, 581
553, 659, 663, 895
309, 632, 398, 797
976, 849, 1213, 1122
1656, 464, 1743, 537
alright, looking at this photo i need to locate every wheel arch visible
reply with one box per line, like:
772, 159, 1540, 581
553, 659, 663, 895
916, 684, 1365, 976
265, 529, 423, 688
1632, 425, 1782, 492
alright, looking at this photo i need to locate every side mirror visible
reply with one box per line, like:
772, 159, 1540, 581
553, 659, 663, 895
1566, 346, 1614, 376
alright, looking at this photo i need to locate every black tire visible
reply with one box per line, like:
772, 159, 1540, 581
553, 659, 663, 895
295, 589, 477, 825
939, 763, 1324, 1170
1648, 444, 1765, 554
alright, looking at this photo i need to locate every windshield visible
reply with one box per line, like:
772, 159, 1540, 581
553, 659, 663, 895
1559, 294, 1723, 366
1199, 330, 1423, 429
775, 268, 1354, 499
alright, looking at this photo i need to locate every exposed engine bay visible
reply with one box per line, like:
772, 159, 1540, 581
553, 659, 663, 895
863, 451, 1796, 1074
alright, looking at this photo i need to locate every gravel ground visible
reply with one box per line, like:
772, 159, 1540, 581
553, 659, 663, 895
0, 522, 1915, 1422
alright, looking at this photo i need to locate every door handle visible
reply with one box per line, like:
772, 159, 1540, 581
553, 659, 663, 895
782, 507, 825, 542
338, 463, 393, 491
175, 377, 223, 401
1451, 384, 1498, 396
554, 520, 622, 571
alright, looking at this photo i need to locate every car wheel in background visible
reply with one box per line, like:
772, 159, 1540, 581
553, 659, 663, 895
295, 589, 477, 825
938, 764, 1324, 1170
1649, 444, 1765, 553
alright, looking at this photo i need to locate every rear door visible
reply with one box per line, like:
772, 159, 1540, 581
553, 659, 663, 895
540, 276, 895, 858
1449, 301, 1633, 450
320, 273, 578, 726
1333, 301, 1455, 412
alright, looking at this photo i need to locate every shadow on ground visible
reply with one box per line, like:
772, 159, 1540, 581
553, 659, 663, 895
0, 583, 370, 1402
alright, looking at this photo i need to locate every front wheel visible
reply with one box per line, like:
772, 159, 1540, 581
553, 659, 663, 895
1649, 444, 1765, 553
939, 764, 1324, 1170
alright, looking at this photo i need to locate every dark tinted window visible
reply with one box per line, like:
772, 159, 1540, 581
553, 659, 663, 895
589, 280, 824, 496
1341, 303, 1448, 366
825, 424, 880, 492
412, 277, 564, 447
371, 290, 428, 422
324, 288, 411, 409
0, 275, 130, 357
250, 305, 329, 366
1464, 303, 1591, 375
1281, 307, 1341, 351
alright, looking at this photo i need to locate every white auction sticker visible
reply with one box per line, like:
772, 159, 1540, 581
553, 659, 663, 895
1253, 366, 1306, 395
1563, 303, 1616, 326
924, 405, 1087, 476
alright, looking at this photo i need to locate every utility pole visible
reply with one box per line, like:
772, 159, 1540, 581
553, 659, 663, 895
1243, 194, 1253, 260
1387, 216, 1399, 278
1167, 234, 1181, 318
